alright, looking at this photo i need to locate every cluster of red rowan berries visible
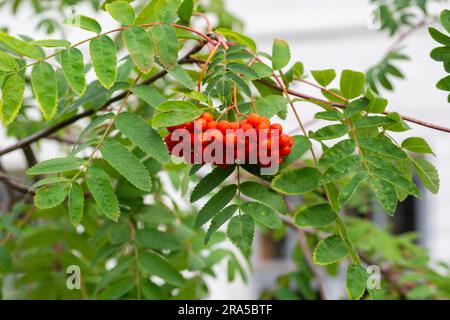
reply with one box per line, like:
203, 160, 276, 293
164, 112, 294, 168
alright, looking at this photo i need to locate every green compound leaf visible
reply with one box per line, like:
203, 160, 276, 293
370, 177, 397, 215
0, 32, 44, 59
0, 73, 25, 125
318, 139, 355, 168
27, 157, 84, 175
139, 252, 185, 287
34, 185, 68, 209
319, 155, 362, 185
68, 182, 84, 225
313, 235, 349, 265
240, 181, 287, 214
340, 69, 365, 99
227, 214, 255, 253
241, 201, 283, 229
116, 112, 169, 163
90, 35, 117, 89
31, 62, 58, 120
64, 15, 102, 33
100, 139, 152, 192
312, 124, 349, 140
272, 38, 290, 70
346, 264, 367, 300
190, 166, 235, 202
106, 1, 136, 25
122, 26, 154, 74
295, 203, 337, 228
205, 205, 238, 245
85, 165, 120, 221
195, 184, 237, 228
61, 48, 86, 96
150, 24, 179, 70
272, 167, 320, 195
359, 137, 407, 159
338, 171, 367, 207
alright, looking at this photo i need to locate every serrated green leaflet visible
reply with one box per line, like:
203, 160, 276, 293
100, 139, 152, 192
227, 214, 255, 253
359, 137, 407, 159
135, 0, 183, 24
338, 172, 367, 207
152, 101, 204, 127
312, 124, 349, 140
370, 177, 397, 215
241, 201, 283, 229
150, 24, 179, 70
90, 35, 117, 89
216, 28, 256, 52
295, 203, 336, 228
27, 157, 84, 175
116, 112, 169, 163
0, 32, 43, 59
205, 205, 237, 244
372, 168, 422, 198
139, 252, 185, 287
31, 62, 58, 120
85, 165, 120, 221
190, 166, 235, 202
401, 137, 434, 155
34, 185, 68, 209
253, 95, 288, 118
61, 48, 86, 96
340, 69, 365, 99
354, 116, 396, 129
319, 155, 362, 185
122, 26, 154, 74
318, 140, 355, 168
0, 51, 18, 72
68, 182, 84, 225
195, 184, 237, 228
136, 229, 182, 250
64, 15, 102, 33
346, 264, 367, 300
313, 235, 349, 265
31, 39, 71, 47
168, 65, 195, 89
240, 181, 287, 214
0, 73, 24, 125
106, 1, 135, 25
272, 167, 320, 195
282, 135, 311, 167
311, 69, 336, 87
411, 157, 439, 194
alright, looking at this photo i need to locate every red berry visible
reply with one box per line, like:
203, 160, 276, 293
247, 113, 262, 126
258, 122, 270, 130
194, 118, 207, 131
228, 122, 239, 130
207, 120, 218, 130
261, 117, 270, 125
241, 123, 253, 132
185, 122, 194, 132
287, 136, 294, 147
203, 129, 223, 143
201, 112, 213, 122
280, 134, 290, 147
239, 119, 249, 128
217, 120, 229, 134
280, 146, 291, 156
270, 123, 283, 135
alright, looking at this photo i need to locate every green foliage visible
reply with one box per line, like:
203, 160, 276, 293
313, 235, 349, 265
122, 27, 155, 74
31, 62, 58, 120
90, 35, 117, 89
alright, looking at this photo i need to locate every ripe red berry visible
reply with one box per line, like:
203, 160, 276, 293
261, 117, 270, 125
241, 123, 253, 132
280, 134, 290, 147
217, 120, 229, 134
201, 112, 213, 122
247, 113, 262, 126
207, 120, 218, 130
258, 122, 270, 130
239, 119, 249, 128
280, 146, 291, 156
194, 118, 207, 131
270, 123, 283, 135
228, 122, 239, 130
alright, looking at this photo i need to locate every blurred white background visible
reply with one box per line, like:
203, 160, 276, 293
0, 0, 449, 299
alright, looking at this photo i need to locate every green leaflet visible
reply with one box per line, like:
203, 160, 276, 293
85, 165, 120, 221
313, 235, 349, 265
0, 73, 25, 125
240, 181, 287, 214
295, 203, 337, 228
272, 38, 290, 70
31, 39, 71, 47
27, 157, 84, 175
314, 110, 344, 121
134, 204, 175, 226
241, 201, 283, 229
116, 112, 169, 163
31, 62, 58, 120
359, 137, 407, 159
354, 116, 396, 129
401, 137, 434, 155
177, 0, 194, 24
34, 185, 68, 209
195, 184, 237, 228
338, 172, 367, 207
205, 205, 237, 244
98, 278, 135, 300
411, 157, 440, 194
60, 48, 86, 96
90, 35, 117, 89
318, 139, 356, 168
68, 182, 84, 225
227, 62, 259, 79
152, 100, 204, 127
311, 69, 336, 87
122, 26, 154, 74
372, 168, 422, 198
190, 166, 235, 202
106, 1, 136, 25
131, 85, 166, 107
0, 50, 18, 72
312, 124, 349, 140
136, 229, 183, 250
227, 214, 255, 253
319, 155, 362, 185
150, 24, 179, 70
0, 32, 43, 59
139, 252, 185, 287
64, 15, 102, 33
135, 0, 183, 24
430, 47, 450, 61
31, 177, 71, 189
272, 167, 320, 195
282, 135, 311, 167
215, 28, 257, 52
346, 264, 367, 300
168, 65, 195, 89
252, 95, 288, 118
370, 177, 397, 215
340, 69, 365, 99
100, 139, 152, 192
